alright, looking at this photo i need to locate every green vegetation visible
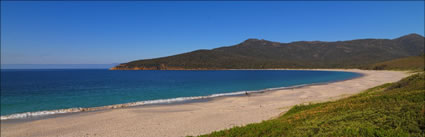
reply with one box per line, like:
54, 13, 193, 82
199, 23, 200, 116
362, 55, 424, 71
198, 72, 425, 137
113, 33, 424, 70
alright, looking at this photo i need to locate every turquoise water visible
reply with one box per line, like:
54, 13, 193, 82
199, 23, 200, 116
1, 69, 361, 117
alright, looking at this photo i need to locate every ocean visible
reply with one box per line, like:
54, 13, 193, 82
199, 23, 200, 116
0, 69, 361, 119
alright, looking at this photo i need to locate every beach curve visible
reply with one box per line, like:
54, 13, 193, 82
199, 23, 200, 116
0, 69, 409, 137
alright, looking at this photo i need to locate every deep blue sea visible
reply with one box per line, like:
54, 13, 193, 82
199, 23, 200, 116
0, 69, 361, 118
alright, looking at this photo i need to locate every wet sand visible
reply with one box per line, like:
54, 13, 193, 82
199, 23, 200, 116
0, 69, 409, 137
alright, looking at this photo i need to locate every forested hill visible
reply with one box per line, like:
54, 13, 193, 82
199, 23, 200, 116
111, 33, 424, 70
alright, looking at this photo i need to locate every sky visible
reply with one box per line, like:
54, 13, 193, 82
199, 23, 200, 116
1, 1, 424, 66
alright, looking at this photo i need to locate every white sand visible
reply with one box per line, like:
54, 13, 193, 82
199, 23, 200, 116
0, 69, 409, 137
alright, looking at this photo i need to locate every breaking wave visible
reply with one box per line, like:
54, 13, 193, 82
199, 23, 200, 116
1, 84, 309, 120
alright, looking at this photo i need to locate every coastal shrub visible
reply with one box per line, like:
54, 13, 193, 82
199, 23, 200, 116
363, 55, 425, 71
199, 72, 425, 137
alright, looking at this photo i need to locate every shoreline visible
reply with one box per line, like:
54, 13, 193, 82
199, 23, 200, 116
1, 69, 409, 137
0, 69, 362, 121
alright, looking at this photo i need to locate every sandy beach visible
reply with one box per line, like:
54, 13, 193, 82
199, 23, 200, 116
0, 69, 409, 137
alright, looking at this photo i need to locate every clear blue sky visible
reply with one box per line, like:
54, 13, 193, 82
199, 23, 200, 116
1, 1, 424, 65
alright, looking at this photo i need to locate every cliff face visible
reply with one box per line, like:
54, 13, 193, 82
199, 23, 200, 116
110, 64, 221, 70
111, 33, 425, 70
110, 64, 168, 70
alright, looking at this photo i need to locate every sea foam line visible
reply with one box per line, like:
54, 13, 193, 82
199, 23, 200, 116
0, 84, 308, 120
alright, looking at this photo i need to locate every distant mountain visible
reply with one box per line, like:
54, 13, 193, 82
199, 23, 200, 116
111, 34, 424, 70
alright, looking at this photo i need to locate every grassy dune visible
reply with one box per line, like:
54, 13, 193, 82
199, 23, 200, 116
198, 72, 425, 137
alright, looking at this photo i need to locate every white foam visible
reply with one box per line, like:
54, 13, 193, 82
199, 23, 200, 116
1, 84, 311, 120
1, 108, 83, 120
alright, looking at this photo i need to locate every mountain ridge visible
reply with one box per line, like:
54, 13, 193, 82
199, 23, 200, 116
111, 33, 424, 70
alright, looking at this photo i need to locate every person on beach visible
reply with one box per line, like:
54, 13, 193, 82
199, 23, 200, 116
245, 91, 249, 96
